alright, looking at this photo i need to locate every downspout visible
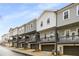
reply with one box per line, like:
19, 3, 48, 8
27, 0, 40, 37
55, 11, 59, 56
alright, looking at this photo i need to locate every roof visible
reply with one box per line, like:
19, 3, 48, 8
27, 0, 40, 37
21, 18, 37, 26
57, 3, 73, 12
37, 9, 57, 20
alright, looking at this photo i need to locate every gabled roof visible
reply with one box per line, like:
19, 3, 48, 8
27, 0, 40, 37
57, 3, 73, 12
37, 10, 57, 20
21, 18, 37, 26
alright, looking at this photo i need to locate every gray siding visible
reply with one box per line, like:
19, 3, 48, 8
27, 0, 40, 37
57, 3, 79, 27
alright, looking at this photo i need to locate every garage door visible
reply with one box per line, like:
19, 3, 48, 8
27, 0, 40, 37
31, 44, 39, 49
41, 45, 54, 51
64, 46, 79, 56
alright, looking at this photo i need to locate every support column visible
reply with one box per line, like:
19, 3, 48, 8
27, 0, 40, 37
39, 44, 41, 51
28, 43, 31, 49
57, 45, 63, 55
12, 42, 14, 47
21, 43, 22, 48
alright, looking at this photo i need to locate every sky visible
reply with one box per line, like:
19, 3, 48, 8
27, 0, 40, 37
0, 3, 69, 40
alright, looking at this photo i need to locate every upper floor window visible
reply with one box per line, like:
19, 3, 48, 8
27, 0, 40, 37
40, 21, 43, 27
63, 10, 70, 20
44, 34, 47, 39
76, 5, 79, 16
47, 18, 50, 24
27, 25, 29, 30
31, 24, 32, 28
72, 32, 75, 40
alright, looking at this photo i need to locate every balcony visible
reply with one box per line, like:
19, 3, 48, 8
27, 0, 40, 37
12, 37, 17, 43
18, 37, 36, 43
40, 36, 56, 43
28, 38, 36, 42
19, 39, 25, 43
12, 40, 17, 43
59, 35, 79, 43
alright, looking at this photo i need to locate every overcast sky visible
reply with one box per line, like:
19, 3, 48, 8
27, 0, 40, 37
0, 3, 69, 40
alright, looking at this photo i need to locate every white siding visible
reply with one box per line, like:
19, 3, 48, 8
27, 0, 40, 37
25, 20, 36, 33
40, 29, 55, 38
12, 28, 18, 36
18, 26, 24, 35
37, 11, 56, 31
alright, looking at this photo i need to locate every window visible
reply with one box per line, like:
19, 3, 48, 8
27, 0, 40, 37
44, 34, 46, 39
78, 29, 79, 36
77, 5, 79, 16
66, 30, 69, 38
47, 18, 50, 24
31, 24, 32, 28
40, 21, 43, 27
63, 10, 70, 20
72, 32, 75, 40
26, 26, 28, 31
50, 32, 54, 38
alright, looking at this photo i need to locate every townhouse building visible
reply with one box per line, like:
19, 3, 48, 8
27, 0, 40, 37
1, 33, 10, 46
57, 3, 79, 55
15, 25, 25, 48
2, 34, 9, 41
23, 19, 37, 49
10, 27, 19, 48
2, 3, 79, 55
36, 3, 79, 55
10, 19, 37, 49
37, 10, 57, 51
8, 28, 14, 47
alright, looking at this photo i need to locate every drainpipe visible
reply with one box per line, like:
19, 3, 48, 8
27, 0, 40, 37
55, 11, 59, 56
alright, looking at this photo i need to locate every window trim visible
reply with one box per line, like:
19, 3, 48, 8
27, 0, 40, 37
31, 24, 33, 28
44, 34, 47, 39
40, 21, 43, 27
47, 18, 50, 24
76, 28, 79, 36
76, 5, 79, 16
64, 29, 70, 37
63, 10, 70, 20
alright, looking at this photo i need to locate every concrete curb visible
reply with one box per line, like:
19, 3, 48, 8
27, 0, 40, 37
8, 47, 53, 56
8, 47, 34, 56
11, 50, 33, 56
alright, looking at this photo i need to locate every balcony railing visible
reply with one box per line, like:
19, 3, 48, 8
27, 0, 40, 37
18, 36, 56, 43
59, 35, 79, 43
40, 36, 56, 43
12, 34, 79, 44
28, 38, 36, 42
12, 36, 22, 43
19, 38, 35, 43
12, 37, 17, 42
19, 39, 25, 43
